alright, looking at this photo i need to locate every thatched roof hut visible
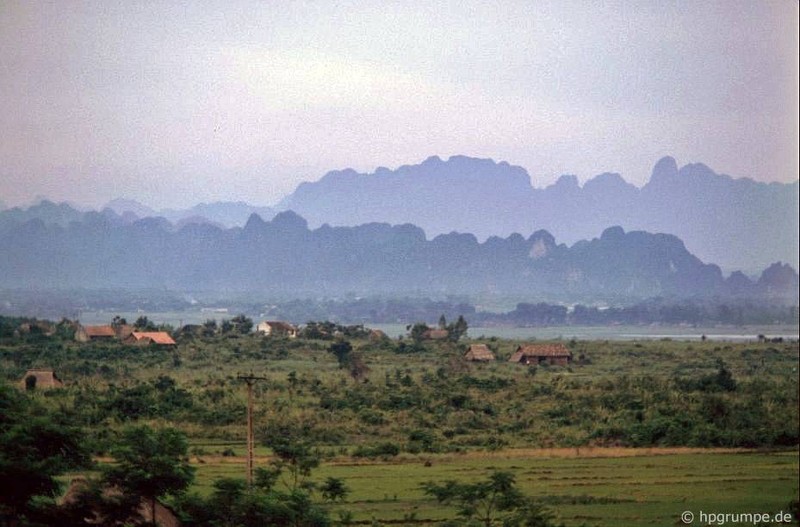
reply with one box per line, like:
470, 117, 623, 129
509, 343, 572, 366
256, 320, 298, 338
75, 325, 117, 342
19, 369, 63, 390
423, 328, 449, 340
369, 329, 389, 342
124, 331, 177, 346
464, 344, 495, 362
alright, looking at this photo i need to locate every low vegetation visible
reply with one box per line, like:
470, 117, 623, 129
0, 315, 798, 525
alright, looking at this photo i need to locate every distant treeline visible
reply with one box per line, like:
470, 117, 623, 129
1, 290, 797, 328
475, 300, 799, 326
264, 298, 799, 327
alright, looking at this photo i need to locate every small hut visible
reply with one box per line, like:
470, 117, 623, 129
464, 344, 495, 362
124, 331, 177, 347
75, 325, 117, 342
369, 329, 389, 342
423, 328, 449, 340
19, 369, 64, 390
509, 344, 572, 366
256, 321, 298, 338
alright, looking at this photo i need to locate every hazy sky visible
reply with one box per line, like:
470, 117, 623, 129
1, 1, 798, 209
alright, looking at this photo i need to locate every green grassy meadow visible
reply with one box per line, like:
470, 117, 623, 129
182, 448, 798, 526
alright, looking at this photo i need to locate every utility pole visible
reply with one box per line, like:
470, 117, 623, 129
237, 374, 268, 487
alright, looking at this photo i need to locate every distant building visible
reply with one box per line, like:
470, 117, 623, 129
75, 325, 117, 342
19, 369, 64, 390
256, 321, 298, 338
369, 329, 389, 342
423, 328, 449, 340
125, 331, 177, 346
464, 344, 495, 362
508, 344, 572, 366
113, 324, 135, 340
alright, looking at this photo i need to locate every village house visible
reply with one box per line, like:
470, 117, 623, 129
75, 325, 117, 342
113, 324, 135, 340
124, 331, 177, 347
256, 320, 298, 338
508, 343, 572, 366
369, 329, 389, 342
464, 344, 496, 362
423, 328, 449, 340
19, 368, 64, 390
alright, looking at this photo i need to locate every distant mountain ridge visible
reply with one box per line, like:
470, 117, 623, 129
5, 155, 797, 273
0, 198, 277, 231
104, 199, 275, 228
0, 206, 796, 302
278, 155, 799, 273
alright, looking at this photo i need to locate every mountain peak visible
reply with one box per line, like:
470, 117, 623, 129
422, 155, 444, 165
243, 212, 268, 232
105, 198, 157, 218
650, 156, 679, 183
270, 210, 309, 232
551, 174, 580, 190
600, 226, 626, 241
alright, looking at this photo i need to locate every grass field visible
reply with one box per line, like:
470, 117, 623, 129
4, 321, 798, 525
182, 447, 799, 526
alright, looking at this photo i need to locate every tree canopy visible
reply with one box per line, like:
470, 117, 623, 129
103, 426, 195, 525
0, 384, 90, 525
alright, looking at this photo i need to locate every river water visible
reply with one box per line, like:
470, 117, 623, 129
77, 310, 797, 342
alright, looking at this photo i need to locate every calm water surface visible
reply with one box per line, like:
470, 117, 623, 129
77, 311, 797, 342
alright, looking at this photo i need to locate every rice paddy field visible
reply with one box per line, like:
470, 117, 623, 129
184, 446, 799, 526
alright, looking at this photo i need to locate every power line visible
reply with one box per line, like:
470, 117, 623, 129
237, 373, 268, 487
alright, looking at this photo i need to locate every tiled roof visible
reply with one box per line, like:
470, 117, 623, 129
130, 331, 176, 345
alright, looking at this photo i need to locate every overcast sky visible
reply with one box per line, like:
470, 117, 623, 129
1, 1, 798, 209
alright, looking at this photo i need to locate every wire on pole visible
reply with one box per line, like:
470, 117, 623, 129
237, 374, 268, 487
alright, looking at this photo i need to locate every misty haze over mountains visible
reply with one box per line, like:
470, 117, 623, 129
279, 156, 798, 273
14, 154, 790, 273
1, 155, 797, 302
0, 200, 796, 303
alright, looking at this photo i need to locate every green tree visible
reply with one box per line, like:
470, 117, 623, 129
104, 425, 195, 526
447, 315, 469, 342
408, 323, 430, 345
422, 471, 561, 527
202, 319, 218, 336
0, 384, 90, 525
267, 436, 320, 492
327, 340, 353, 368
134, 316, 156, 330
231, 314, 254, 334
319, 477, 349, 502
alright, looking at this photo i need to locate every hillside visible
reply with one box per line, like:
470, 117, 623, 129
0, 206, 795, 302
